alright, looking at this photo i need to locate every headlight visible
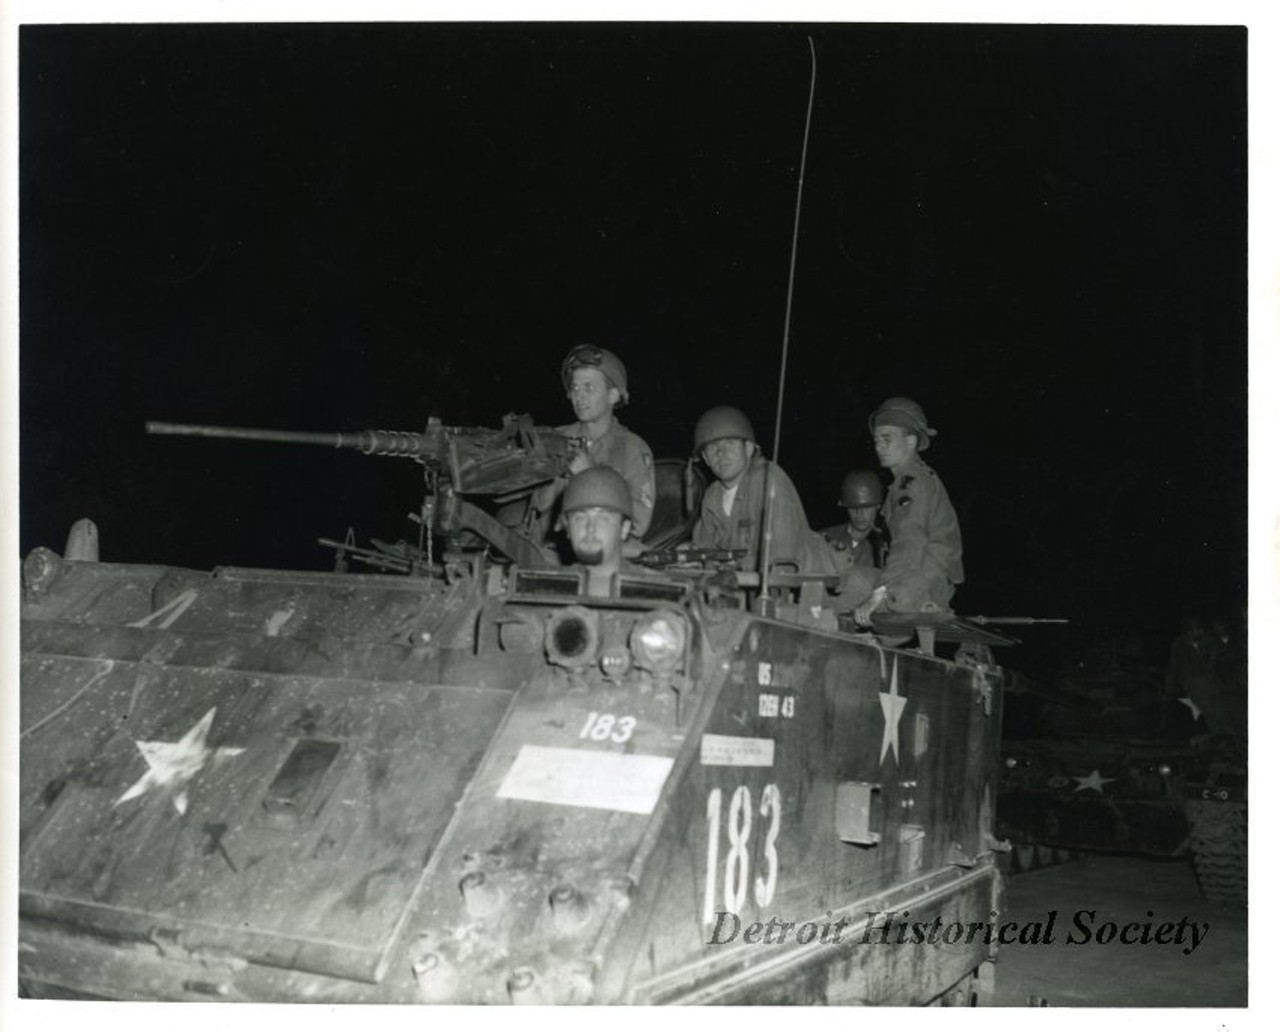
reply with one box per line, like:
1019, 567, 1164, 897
630, 611, 686, 677
22, 547, 64, 597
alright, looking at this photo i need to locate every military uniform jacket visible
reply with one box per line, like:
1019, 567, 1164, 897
693, 454, 836, 575
557, 418, 656, 537
879, 454, 964, 588
820, 523, 885, 573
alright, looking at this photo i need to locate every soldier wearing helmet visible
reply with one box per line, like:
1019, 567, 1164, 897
689, 406, 836, 576
822, 469, 887, 576
851, 397, 964, 624
539, 345, 655, 544
560, 467, 636, 597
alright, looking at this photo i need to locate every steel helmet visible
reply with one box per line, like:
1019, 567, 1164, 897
839, 469, 885, 509
561, 467, 634, 520
561, 345, 629, 406
868, 397, 937, 451
693, 405, 756, 452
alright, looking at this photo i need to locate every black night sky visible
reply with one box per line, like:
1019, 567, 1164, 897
18, 22, 1247, 676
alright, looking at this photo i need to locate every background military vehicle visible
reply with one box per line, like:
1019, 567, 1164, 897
19, 417, 1012, 1003
995, 626, 1246, 904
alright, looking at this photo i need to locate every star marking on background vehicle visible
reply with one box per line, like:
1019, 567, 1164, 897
1072, 769, 1115, 793
115, 707, 245, 815
879, 656, 907, 764
1179, 696, 1203, 722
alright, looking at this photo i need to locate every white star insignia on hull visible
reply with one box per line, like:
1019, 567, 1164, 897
879, 656, 907, 765
115, 707, 245, 815
1072, 769, 1115, 793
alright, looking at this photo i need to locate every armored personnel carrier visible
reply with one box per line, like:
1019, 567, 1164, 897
996, 629, 1246, 904
18, 417, 1013, 1003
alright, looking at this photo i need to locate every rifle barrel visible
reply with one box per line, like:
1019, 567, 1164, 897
969, 616, 1069, 625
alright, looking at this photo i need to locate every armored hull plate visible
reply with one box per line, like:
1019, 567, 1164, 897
21, 643, 510, 983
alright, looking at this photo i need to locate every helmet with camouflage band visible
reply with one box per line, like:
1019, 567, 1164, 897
868, 397, 936, 451
561, 345, 629, 406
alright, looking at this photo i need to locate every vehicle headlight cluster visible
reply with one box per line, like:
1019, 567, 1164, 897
538, 606, 688, 682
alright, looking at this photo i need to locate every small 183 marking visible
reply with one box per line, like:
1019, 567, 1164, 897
578, 712, 637, 744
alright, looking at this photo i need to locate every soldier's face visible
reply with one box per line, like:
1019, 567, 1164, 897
567, 506, 627, 566
702, 438, 752, 487
846, 504, 877, 537
872, 426, 916, 471
568, 368, 618, 423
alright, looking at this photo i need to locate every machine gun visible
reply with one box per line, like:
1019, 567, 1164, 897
146, 414, 570, 570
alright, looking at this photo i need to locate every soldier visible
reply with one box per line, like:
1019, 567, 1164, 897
826, 469, 887, 615
561, 467, 637, 597
547, 345, 656, 541
822, 469, 887, 573
853, 398, 964, 625
690, 405, 835, 576
1164, 615, 1244, 739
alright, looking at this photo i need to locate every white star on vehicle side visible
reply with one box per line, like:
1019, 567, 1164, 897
1072, 769, 1115, 793
1179, 696, 1203, 722
879, 656, 907, 765
115, 707, 244, 815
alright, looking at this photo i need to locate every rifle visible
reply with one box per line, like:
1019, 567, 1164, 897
634, 546, 747, 570
967, 616, 1070, 626
146, 414, 569, 569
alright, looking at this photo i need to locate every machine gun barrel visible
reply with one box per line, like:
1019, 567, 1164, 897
146, 422, 432, 459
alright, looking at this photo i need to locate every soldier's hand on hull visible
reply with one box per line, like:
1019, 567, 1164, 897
854, 586, 887, 627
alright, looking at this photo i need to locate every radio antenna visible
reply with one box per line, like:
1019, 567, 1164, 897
758, 36, 818, 605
